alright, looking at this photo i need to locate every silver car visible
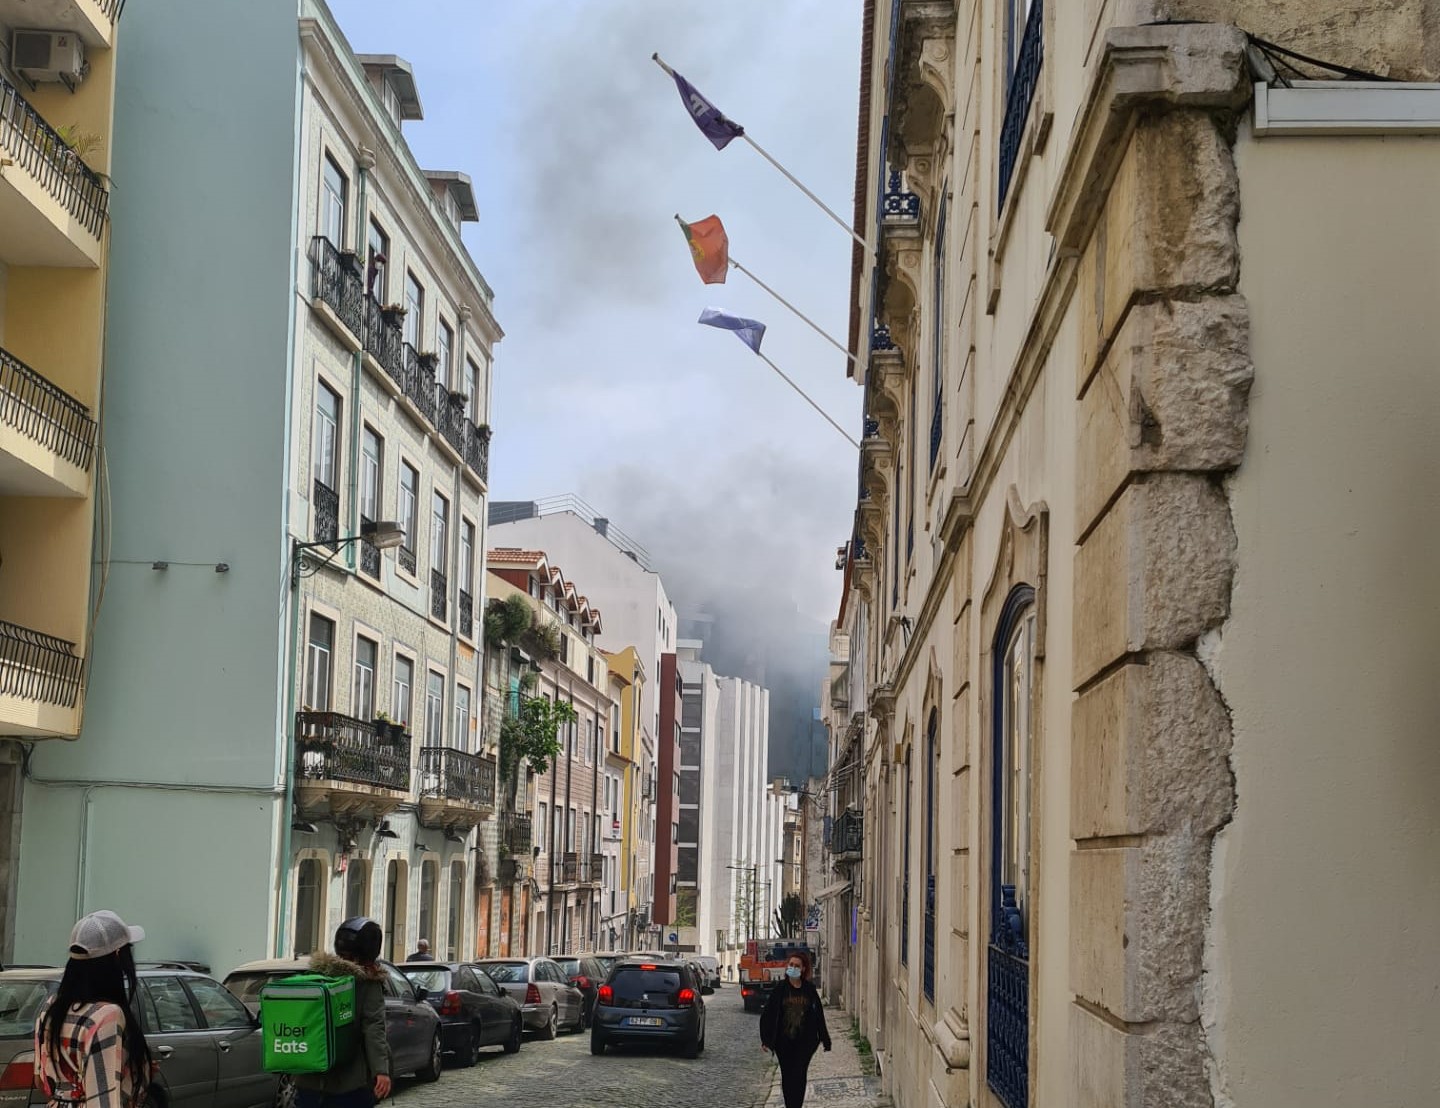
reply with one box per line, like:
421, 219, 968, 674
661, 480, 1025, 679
0, 967, 280, 1108
474, 958, 583, 1040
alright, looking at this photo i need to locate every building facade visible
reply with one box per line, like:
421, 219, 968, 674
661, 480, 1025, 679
652, 651, 680, 930
676, 642, 717, 952
9, 0, 499, 973
835, 3, 1440, 1108
604, 645, 653, 949
0, 0, 120, 954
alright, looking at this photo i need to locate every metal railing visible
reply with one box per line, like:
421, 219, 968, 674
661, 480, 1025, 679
457, 589, 473, 639
0, 346, 96, 471
881, 169, 920, 221
828, 809, 863, 857
986, 883, 1030, 1108
434, 384, 467, 455
465, 422, 490, 484
587, 853, 606, 884
930, 393, 943, 469
998, 0, 1044, 212
294, 710, 411, 792
501, 814, 532, 855
313, 479, 339, 549
0, 619, 81, 707
364, 297, 407, 391
398, 544, 417, 575
403, 345, 436, 423
560, 852, 580, 884
922, 876, 936, 1000
0, 73, 109, 237
101, 0, 125, 21
430, 567, 447, 622
418, 746, 496, 808
358, 516, 381, 578
310, 237, 365, 338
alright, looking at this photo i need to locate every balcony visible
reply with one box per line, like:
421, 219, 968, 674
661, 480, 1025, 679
418, 746, 496, 831
828, 809, 863, 863
309, 237, 365, 347
0, 345, 96, 496
312, 479, 339, 550
0, 72, 108, 267
500, 814, 532, 856
429, 567, 447, 622
559, 852, 580, 885
363, 297, 407, 393
0, 618, 82, 736
586, 852, 606, 885
357, 516, 381, 579
457, 589, 473, 639
403, 344, 436, 424
0, 1, 122, 49
433, 383, 468, 457
294, 710, 410, 820
397, 543, 417, 576
497, 857, 521, 885
464, 422, 490, 485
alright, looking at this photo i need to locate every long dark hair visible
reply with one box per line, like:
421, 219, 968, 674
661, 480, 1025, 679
40, 945, 152, 1094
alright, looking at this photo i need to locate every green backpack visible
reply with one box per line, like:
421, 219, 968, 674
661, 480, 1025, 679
259, 974, 358, 1074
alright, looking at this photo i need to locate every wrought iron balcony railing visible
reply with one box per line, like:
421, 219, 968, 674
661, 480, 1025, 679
364, 296, 407, 391
871, 322, 896, 352
998, 0, 1044, 212
0, 619, 81, 708
435, 384, 467, 455
295, 710, 410, 792
828, 809, 863, 858
101, 0, 125, 21
430, 567, 447, 622
881, 169, 920, 221
930, 393, 943, 470
398, 544, 417, 575
0, 73, 109, 237
0, 345, 96, 471
403, 345, 436, 423
501, 814, 533, 855
419, 745, 496, 809
313, 479, 339, 550
310, 237, 366, 338
465, 422, 490, 484
587, 852, 606, 884
358, 515, 381, 578
457, 589, 473, 639
560, 852, 580, 884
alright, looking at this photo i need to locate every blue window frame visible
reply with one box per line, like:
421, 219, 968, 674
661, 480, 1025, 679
998, 0, 1044, 211
901, 749, 911, 966
930, 193, 948, 470
922, 709, 939, 1001
987, 586, 1036, 1108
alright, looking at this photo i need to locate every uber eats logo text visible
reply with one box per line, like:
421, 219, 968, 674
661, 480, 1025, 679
270, 1023, 310, 1053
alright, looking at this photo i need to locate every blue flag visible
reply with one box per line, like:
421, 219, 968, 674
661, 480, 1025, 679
698, 308, 766, 354
669, 70, 745, 151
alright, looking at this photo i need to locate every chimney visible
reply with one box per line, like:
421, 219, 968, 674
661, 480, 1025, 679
594, 517, 610, 538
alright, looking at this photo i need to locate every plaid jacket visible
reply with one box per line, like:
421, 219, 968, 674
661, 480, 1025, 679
33, 1000, 143, 1108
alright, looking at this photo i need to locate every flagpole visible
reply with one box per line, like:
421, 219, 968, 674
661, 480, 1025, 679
754, 351, 860, 449
731, 258, 856, 366
652, 53, 873, 253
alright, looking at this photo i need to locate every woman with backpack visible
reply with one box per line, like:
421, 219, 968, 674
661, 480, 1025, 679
760, 952, 831, 1108
34, 910, 154, 1108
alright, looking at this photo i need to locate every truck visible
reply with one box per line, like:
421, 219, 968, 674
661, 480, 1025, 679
738, 939, 817, 1012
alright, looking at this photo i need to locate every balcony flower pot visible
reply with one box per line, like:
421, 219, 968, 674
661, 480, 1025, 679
447, 390, 467, 409
388, 722, 406, 742
380, 304, 406, 327
417, 352, 440, 373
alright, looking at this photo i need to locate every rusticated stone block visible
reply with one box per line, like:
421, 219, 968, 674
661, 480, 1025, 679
1072, 652, 1234, 839
1070, 830, 1211, 1021
1077, 296, 1252, 538
1073, 475, 1235, 687
1071, 1001, 1213, 1108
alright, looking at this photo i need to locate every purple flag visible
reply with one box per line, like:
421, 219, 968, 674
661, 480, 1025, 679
699, 307, 766, 354
670, 70, 745, 151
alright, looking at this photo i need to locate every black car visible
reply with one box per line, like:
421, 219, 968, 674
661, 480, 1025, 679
554, 956, 608, 1029
398, 962, 523, 1065
590, 958, 711, 1058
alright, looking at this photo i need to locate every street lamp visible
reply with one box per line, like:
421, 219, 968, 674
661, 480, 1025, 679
290, 519, 405, 585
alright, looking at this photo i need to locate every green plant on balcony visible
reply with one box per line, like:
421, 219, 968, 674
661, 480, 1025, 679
483, 593, 560, 663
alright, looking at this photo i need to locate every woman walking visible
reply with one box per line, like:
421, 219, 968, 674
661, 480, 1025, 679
760, 952, 832, 1108
34, 910, 154, 1108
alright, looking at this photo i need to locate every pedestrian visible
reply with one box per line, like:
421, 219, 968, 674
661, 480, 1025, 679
406, 939, 433, 962
33, 909, 154, 1108
293, 917, 391, 1108
759, 953, 831, 1108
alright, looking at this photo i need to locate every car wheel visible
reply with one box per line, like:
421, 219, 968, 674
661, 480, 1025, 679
417, 1033, 443, 1083
459, 1024, 481, 1067
541, 1004, 558, 1040
590, 1030, 606, 1056
503, 1015, 522, 1054
684, 1033, 700, 1059
698, 1025, 706, 1054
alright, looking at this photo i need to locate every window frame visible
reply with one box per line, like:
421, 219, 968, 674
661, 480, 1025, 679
426, 669, 445, 747
304, 612, 335, 711
353, 633, 378, 721
367, 217, 389, 302
313, 380, 341, 493
397, 460, 420, 574
404, 270, 425, 349
360, 425, 383, 523
392, 651, 415, 730
321, 152, 348, 249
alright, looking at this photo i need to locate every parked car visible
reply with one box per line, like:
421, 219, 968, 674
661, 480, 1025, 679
223, 958, 442, 1084
554, 956, 608, 1028
473, 958, 583, 1040
0, 965, 280, 1108
693, 955, 722, 989
397, 962, 522, 1065
590, 957, 710, 1058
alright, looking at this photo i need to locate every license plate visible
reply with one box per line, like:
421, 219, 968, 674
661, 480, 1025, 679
625, 1016, 665, 1027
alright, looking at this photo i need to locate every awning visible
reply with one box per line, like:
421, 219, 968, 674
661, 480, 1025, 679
814, 880, 852, 901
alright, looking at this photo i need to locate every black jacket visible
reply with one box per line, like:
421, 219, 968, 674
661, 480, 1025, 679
760, 980, 831, 1055
292, 953, 391, 1095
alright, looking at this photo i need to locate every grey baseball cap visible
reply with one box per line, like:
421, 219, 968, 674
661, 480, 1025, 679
69, 910, 145, 960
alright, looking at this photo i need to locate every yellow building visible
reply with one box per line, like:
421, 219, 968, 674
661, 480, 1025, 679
604, 646, 646, 946
0, 5, 118, 741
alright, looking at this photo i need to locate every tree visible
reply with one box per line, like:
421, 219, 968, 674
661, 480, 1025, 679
500, 696, 575, 791
774, 893, 804, 939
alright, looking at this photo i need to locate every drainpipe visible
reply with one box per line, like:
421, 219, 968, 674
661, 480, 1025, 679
273, 565, 304, 957
346, 145, 376, 573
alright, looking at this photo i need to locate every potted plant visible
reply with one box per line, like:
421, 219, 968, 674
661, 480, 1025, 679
373, 710, 393, 735
417, 351, 440, 373
448, 390, 467, 409
380, 303, 406, 327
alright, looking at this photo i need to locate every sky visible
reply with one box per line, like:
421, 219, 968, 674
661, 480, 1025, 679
328, 1, 862, 772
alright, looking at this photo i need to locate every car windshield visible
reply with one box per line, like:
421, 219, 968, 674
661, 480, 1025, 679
220, 972, 278, 1004
400, 967, 451, 993
610, 968, 682, 1001
482, 962, 529, 983
556, 959, 581, 975
0, 979, 55, 1038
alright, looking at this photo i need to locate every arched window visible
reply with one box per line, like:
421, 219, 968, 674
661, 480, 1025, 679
988, 585, 1036, 1108
418, 859, 439, 954
293, 858, 324, 957
446, 862, 465, 961
923, 709, 939, 1001
345, 858, 370, 920
384, 859, 408, 962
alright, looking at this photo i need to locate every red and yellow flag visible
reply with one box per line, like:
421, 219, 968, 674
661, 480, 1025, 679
678, 214, 730, 285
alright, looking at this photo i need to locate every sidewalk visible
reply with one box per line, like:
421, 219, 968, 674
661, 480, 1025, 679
763, 1006, 890, 1107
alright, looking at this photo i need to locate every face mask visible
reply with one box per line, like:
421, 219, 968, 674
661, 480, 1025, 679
786, 966, 802, 980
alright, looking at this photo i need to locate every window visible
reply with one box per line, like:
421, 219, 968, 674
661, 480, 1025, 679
459, 520, 475, 598
321, 154, 347, 247
437, 318, 454, 391
361, 427, 382, 521
465, 358, 481, 424
144, 978, 200, 1033
185, 978, 252, 1030
346, 858, 370, 919
553, 807, 563, 858
1000, 607, 1036, 918
923, 709, 939, 1001
930, 194, 948, 471
998, 0, 1043, 211
353, 635, 377, 720
404, 271, 424, 348
454, 684, 471, 751
367, 218, 389, 301
567, 808, 577, 852
539, 802, 549, 853
313, 382, 340, 491
293, 858, 324, 956
393, 654, 413, 728
431, 492, 449, 573
384, 859, 407, 962
426, 670, 445, 746
304, 614, 334, 711
446, 862, 465, 961
398, 462, 419, 566
418, 859, 438, 954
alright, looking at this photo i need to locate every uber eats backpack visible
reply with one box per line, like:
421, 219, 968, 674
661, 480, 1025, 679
259, 974, 358, 1074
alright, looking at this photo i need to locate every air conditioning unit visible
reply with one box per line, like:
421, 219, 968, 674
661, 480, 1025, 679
12, 31, 87, 86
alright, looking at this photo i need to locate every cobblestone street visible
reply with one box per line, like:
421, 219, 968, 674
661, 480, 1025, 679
392, 988, 777, 1108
